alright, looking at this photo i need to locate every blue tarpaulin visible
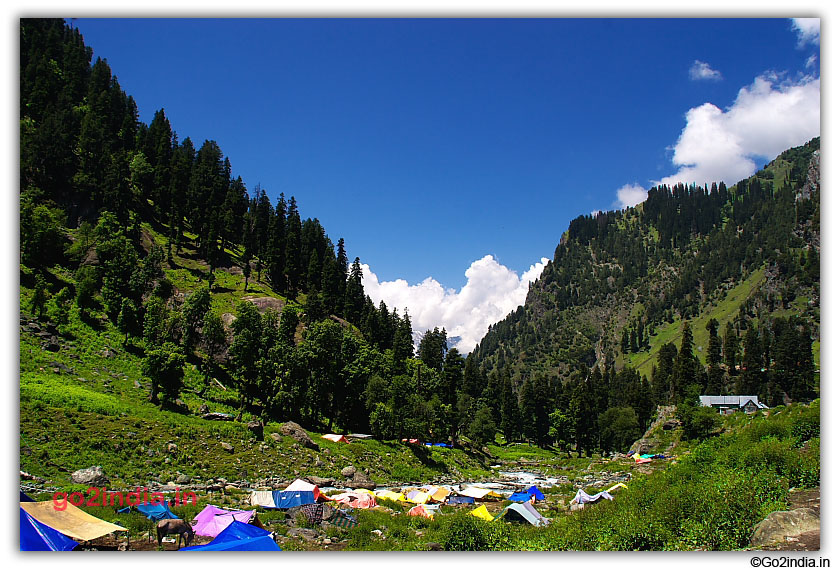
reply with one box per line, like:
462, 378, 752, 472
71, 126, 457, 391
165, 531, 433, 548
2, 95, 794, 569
136, 502, 179, 521
272, 490, 316, 508
181, 521, 281, 551
508, 492, 532, 502
445, 496, 475, 505
20, 491, 34, 502
20, 508, 78, 551
524, 485, 546, 501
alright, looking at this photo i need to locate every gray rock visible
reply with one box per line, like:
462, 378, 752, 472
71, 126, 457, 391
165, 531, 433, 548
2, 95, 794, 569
167, 443, 178, 453
199, 403, 210, 414
176, 474, 191, 484
288, 528, 319, 541
280, 421, 319, 450
351, 471, 375, 490
341, 465, 357, 478
750, 508, 820, 547
306, 476, 334, 487
269, 432, 283, 442
202, 412, 234, 421
220, 442, 234, 453
71, 466, 109, 487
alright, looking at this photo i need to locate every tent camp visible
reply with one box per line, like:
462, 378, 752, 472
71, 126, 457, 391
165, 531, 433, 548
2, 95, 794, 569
468, 504, 494, 522
457, 486, 503, 500
283, 478, 323, 502
20, 507, 79, 551
327, 491, 377, 509
192, 505, 263, 538
181, 521, 280, 552
20, 501, 127, 542
570, 489, 614, 505
321, 434, 350, 443
423, 485, 451, 502
497, 502, 549, 527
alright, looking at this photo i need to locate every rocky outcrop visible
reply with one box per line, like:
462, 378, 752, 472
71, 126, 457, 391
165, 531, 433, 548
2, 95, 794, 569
280, 422, 319, 450
750, 508, 820, 548
71, 466, 109, 487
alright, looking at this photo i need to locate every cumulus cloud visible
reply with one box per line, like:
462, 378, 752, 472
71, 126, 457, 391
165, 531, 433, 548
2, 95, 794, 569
690, 60, 722, 81
657, 73, 820, 187
362, 255, 550, 354
791, 18, 820, 47
613, 183, 648, 210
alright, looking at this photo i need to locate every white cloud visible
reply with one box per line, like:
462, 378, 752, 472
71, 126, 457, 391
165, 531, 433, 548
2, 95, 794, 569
613, 183, 648, 209
791, 18, 820, 48
689, 60, 722, 81
806, 54, 817, 69
362, 255, 550, 354
657, 73, 820, 188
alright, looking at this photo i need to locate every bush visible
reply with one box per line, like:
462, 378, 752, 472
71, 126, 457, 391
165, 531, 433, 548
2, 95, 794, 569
438, 513, 490, 551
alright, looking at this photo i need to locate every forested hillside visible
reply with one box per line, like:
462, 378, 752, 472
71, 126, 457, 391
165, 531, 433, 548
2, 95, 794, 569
472, 137, 820, 452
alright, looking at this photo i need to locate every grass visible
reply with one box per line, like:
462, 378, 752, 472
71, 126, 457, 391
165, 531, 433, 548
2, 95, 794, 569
628, 267, 767, 378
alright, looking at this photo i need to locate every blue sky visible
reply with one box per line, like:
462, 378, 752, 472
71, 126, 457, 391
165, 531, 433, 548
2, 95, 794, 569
70, 17, 820, 351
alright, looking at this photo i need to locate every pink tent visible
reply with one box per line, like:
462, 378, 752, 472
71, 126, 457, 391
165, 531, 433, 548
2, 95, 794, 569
191, 505, 262, 537
284, 478, 322, 501
327, 492, 377, 509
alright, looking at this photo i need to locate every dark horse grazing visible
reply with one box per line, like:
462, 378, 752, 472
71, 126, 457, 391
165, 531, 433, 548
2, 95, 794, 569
156, 518, 194, 550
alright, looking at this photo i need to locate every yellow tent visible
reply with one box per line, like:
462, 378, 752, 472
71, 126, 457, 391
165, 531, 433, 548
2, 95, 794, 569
375, 490, 408, 502
407, 490, 431, 504
431, 487, 451, 502
469, 504, 494, 522
354, 488, 376, 496
20, 501, 127, 542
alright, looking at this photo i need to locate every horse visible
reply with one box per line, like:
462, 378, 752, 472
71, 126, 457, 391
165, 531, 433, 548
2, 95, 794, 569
156, 518, 194, 550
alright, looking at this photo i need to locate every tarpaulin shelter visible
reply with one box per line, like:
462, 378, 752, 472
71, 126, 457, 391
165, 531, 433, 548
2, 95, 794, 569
20, 501, 127, 542
406, 490, 431, 504
283, 478, 323, 501
632, 453, 652, 464
445, 495, 475, 505
508, 492, 534, 503
191, 505, 262, 537
136, 502, 179, 521
327, 492, 377, 509
497, 502, 549, 527
458, 486, 503, 500
321, 434, 350, 443
468, 504, 494, 522
273, 490, 316, 509
249, 490, 277, 508
570, 489, 614, 505
375, 490, 408, 503
20, 507, 78, 551
407, 504, 435, 519
181, 521, 280, 552
423, 485, 451, 503
524, 485, 546, 501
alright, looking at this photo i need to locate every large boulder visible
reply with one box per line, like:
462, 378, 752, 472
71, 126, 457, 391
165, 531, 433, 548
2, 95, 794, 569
351, 471, 376, 490
341, 465, 357, 478
279, 422, 319, 450
71, 466, 109, 487
247, 420, 264, 440
306, 476, 334, 487
750, 508, 820, 547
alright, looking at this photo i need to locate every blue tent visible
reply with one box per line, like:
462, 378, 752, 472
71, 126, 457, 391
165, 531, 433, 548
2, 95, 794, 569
524, 485, 546, 501
445, 495, 475, 505
272, 490, 316, 509
20, 491, 34, 502
508, 492, 532, 503
20, 508, 78, 551
136, 502, 179, 521
181, 521, 281, 551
